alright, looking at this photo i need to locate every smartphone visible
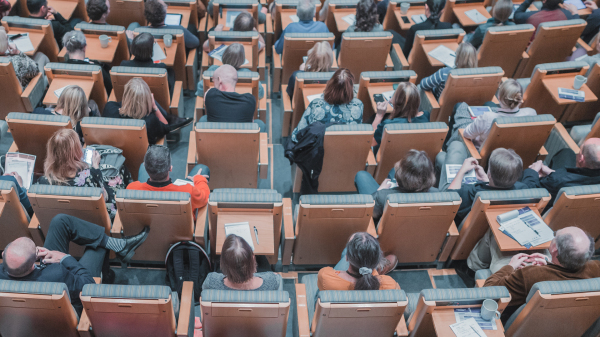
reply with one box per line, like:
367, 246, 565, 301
467, 106, 492, 118
84, 148, 94, 165
373, 94, 385, 103
401, 16, 410, 24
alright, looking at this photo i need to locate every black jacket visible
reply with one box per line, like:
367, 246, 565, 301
30, 13, 71, 49
521, 167, 600, 207
582, 9, 600, 43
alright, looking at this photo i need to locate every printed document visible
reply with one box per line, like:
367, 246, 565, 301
450, 318, 487, 337
428, 45, 456, 67
342, 14, 356, 25
224, 222, 255, 250
454, 308, 497, 330
446, 164, 477, 185
8, 33, 34, 53
497, 207, 554, 248
411, 14, 427, 23
152, 42, 167, 62
5, 152, 36, 189
464, 9, 488, 23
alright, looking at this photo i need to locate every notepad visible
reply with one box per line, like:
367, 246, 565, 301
226, 11, 242, 28
411, 14, 426, 24
464, 9, 488, 24
152, 42, 167, 62
342, 14, 356, 25
209, 44, 249, 65
450, 318, 487, 337
224, 222, 255, 250
307, 93, 323, 102
427, 45, 456, 67
564, 0, 586, 10
289, 14, 300, 22
8, 33, 34, 53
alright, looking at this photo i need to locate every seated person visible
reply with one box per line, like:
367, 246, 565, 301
514, 0, 578, 42
286, 41, 333, 100
580, 34, 600, 75
524, 137, 600, 207
420, 42, 477, 100
0, 27, 47, 89
202, 12, 266, 53
346, 0, 383, 33
274, 0, 328, 55
202, 64, 265, 131
103, 78, 192, 144
0, 214, 149, 314
62, 30, 112, 96
87, 0, 110, 25
27, 0, 81, 48
128, 145, 210, 213
121, 32, 175, 97
206, 0, 267, 25
203, 234, 280, 290
354, 150, 438, 220
0, 172, 33, 217
291, 68, 363, 142
318, 232, 399, 290
466, 0, 514, 49
581, 1, 600, 44
196, 43, 264, 99
371, 82, 430, 153
401, 0, 451, 57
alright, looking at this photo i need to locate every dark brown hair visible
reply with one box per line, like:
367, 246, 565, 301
323, 68, 354, 105
394, 150, 436, 192
131, 32, 154, 62
220, 234, 256, 284
86, 0, 108, 21
145, 0, 167, 26
346, 232, 381, 290
390, 82, 420, 122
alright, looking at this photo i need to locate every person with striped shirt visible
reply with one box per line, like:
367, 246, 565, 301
420, 42, 477, 100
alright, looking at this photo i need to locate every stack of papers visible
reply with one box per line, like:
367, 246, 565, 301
454, 308, 497, 330
5, 152, 36, 189
289, 14, 300, 22
307, 93, 323, 102
428, 45, 456, 67
497, 207, 554, 248
450, 318, 487, 337
411, 14, 427, 24
226, 11, 242, 28
224, 222, 255, 250
209, 44, 249, 65
446, 164, 477, 185
464, 9, 487, 23
152, 42, 167, 62
342, 14, 356, 25
558, 88, 585, 102
8, 33, 34, 53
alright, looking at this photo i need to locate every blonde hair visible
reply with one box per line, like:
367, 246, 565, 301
455, 42, 478, 69
120, 78, 153, 119
305, 41, 333, 72
43, 129, 88, 185
0, 27, 8, 53
56, 85, 89, 127
497, 79, 524, 110
492, 0, 513, 23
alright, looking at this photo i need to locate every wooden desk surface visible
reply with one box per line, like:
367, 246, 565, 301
281, 11, 297, 32
48, 0, 77, 21
81, 34, 119, 64
453, 4, 491, 28
395, 8, 427, 31
432, 308, 505, 337
333, 9, 356, 33
302, 86, 326, 108
215, 212, 275, 255
542, 76, 598, 105
156, 40, 178, 67
167, 7, 191, 30
43, 77, 94, 105
485, 207, 552, 252
9, 29, 44, 57
422, 42, 459, 67
367, 85, 395, 113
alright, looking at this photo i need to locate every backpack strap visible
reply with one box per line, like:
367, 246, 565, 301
173, 249, 185, 283
188, 249, 201, 284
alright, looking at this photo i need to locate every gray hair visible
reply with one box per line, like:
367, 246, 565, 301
62, 30, 87, 53
297, 0, 315, 21
488, 148, 523, 188
143, 145, 171, 181
582, 140, 600, 169
556, 232, 595, 270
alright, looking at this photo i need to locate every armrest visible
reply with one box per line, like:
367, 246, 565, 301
176, 281, 194, 337
366, 149, 377, 175
8, 141, 18, 153
110, 212, 123, 237
57, 47, 67, 62
419, 88, 440, 120
21, 73, 45, 112
186, 49, 198, 91
437, 221, 459, 262
187, 130, 197, 175
367, 217, 378, 238
273, 46, 282, 93
537, 145, 548, 162
259, 132, 268, 179
170, 81, 184, 116
28, 214, 44, 246
475, 279, 486, 288
273, 47, 281, 70
385, 53, 394, 70
281, 84, 292, 137
77, 309, 93, 337
93, 277, 101, 284
458, 129, 481, 160
514, 51, 530, 78
396, 316, 409, 337
194, 205, 207, 248
295, 283, 311, 337
577, 38, 594, 56
108, 90, 116, 103
390, 43, 409, 70
281, 198, 294, 266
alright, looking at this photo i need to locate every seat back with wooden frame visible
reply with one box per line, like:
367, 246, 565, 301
449, 188, 551, 262
208, 31, 260, 71
381, 0, 426, 34
201, 69, 260, 118
106, 0, 146, 28
5, 112, 71, 174
504, 278, 600, 337
325, 0, 359, 40
407, 28, 465, 83
164, 0, 199, 32
110, 67, 173, 115
338, 31, 393, 80
440, 0, 486, 24
134, 27, 188, 88
280, 32, 334, 90
0, 57, 46, 118
564, 59, 600, 123
356, 70, 418, 122
477, 24, 535, 78
0, 180, 31, 251
274, 0, 322, 40
515, 19, 587, 78
114, 190, 194, 262
80, 117, 150, 181
211, 0, 259, 30
2, 16, 59, 62
44, 62, 108, 113
73, 23, 130, 67
290, 71, 334, 133
0, 280, 79, 337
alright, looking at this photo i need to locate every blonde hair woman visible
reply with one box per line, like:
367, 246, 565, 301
287, 41, 334, 99
467, 0, 514, 48
0, 27, 47, 88
420, 42, 478, 99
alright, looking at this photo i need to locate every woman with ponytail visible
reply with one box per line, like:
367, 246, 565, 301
402, 0, 452, 57
317, 232, 400, 290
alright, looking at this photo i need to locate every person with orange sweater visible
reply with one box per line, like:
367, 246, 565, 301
128, 145, 210, 212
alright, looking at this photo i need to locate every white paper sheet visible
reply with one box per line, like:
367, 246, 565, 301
564, 0, 586, 10
446, 164, 477, 184
464, 9, 488, 24
5, 152, 36, 189
450, 318, 487, 337
289, 14, 300, 22
428, 45, 456, 67
54, 85, 69, 98
226, 11, 242, 28
224, 222, 255, 250
173, 179, 194, 186
307, 93, 323, 102
342, 14, 356, 25
411, 14, 427, 24
152, 42, 167, 62
8, 33, 34, 53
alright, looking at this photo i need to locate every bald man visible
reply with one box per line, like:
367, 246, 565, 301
524, 137, 600, 207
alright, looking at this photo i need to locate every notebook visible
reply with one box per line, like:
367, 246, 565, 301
224, 222, 255, 250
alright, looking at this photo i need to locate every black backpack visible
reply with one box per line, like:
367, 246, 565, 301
165, 241, 211, 302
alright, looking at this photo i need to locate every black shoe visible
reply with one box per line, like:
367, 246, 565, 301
116, 227, 150, 263
101, 268, 116, 284
168, 117, 193, 133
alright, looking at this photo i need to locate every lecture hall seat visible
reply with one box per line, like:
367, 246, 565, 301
0, 58, 47, 119
0, 180, 32, 251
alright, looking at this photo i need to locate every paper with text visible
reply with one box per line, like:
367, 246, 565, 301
224, 222, 255, 250
428, 45, 456, 67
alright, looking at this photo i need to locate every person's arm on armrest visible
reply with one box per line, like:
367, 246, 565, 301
187, 173, 210, 209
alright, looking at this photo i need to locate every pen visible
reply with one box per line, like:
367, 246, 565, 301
254, 226, 259, 244
470, 325, 484, 337
9, 34, 23, 40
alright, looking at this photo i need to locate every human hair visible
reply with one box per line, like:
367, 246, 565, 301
425, 0, 445, 23
144, 0, 167, 26
390, 82, 420, 121
233, 12, 255, 31
2, 239, 37, 278
305, 41, 333, 72
0, 0, 12, 20
354, 0, 378, 32
492, 0, 513, 23
345, 232, 381, 290
296, 0, 315, 21
0, 27, 9, 53
56, 85, 89, 127
323, 68, 354, 105
62, 30, 87, 54
220, 234, 256, 284
582, 140, 600, 169
143, 145, 171, 181
222, 43, 245, 70
131, 33, 154, 62
544, 0, 562, 10
87, 0, 108, 21
454, 42, 477, 69
555, 232, 594, 270
120, 78, 154, 119
488, 148, 523, 188
394, 150, 436, 192
43, 129, 88, 185
27, 0, 46, 14
497, 79, 524, 110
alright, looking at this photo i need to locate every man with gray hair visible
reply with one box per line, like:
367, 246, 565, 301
274, 0, 329, 54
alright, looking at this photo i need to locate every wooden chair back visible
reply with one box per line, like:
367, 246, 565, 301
478, 24, 535, 78
211, 0, 259, 30
134, 28, 187, 88
564, 61, 600, 123
338, 31, 393, 80
325, 0, 359, 40
356, 70, 417, 122
274, 0, 322, 39
290, 71, 334, 132
110, 67, 172, 112
408, 28, 465, 82
164, 0, 199, 32
2, 16, 59, 62
0, 180, 31, 251
106, 0, 146, 28
281, 33, 334, 87
44, 62, 108, 113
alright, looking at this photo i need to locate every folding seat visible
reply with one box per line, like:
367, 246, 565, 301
381, 0, 427, 35
296, 274, 408, 337
106, 0, 146, 28
281, 194, 375, 267
44, 62, 108, 113
406, 28, 465, 82
324, 0, 360, 40
563, 59, 600, 123
110, 67, 184, 117
420, 66, 504, 123
0, 180, 31, 251
2, 17, 60, 62
0, 280, 79, 337
407, 287, 511, 337
441, 0, 490, 28
448, 188, 551, 262
542, 113, 600, 167
477, 24, 535, 78
78, 283, 195, 337
0, 58, 46, 119
164, 0, 199, 34
458, 115, 556, 168
356, 70, 417, 122
59, 23, 130, 67
200, 288, 291, 337
18, 0, 88, 20
203, 31, 265, 80
377, 192, 462, 266
514, 20, 587, 78
292, 124, 374, 192
338, 31, 394, 80
5, 113, 70, 174
187, 122, 268, 189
